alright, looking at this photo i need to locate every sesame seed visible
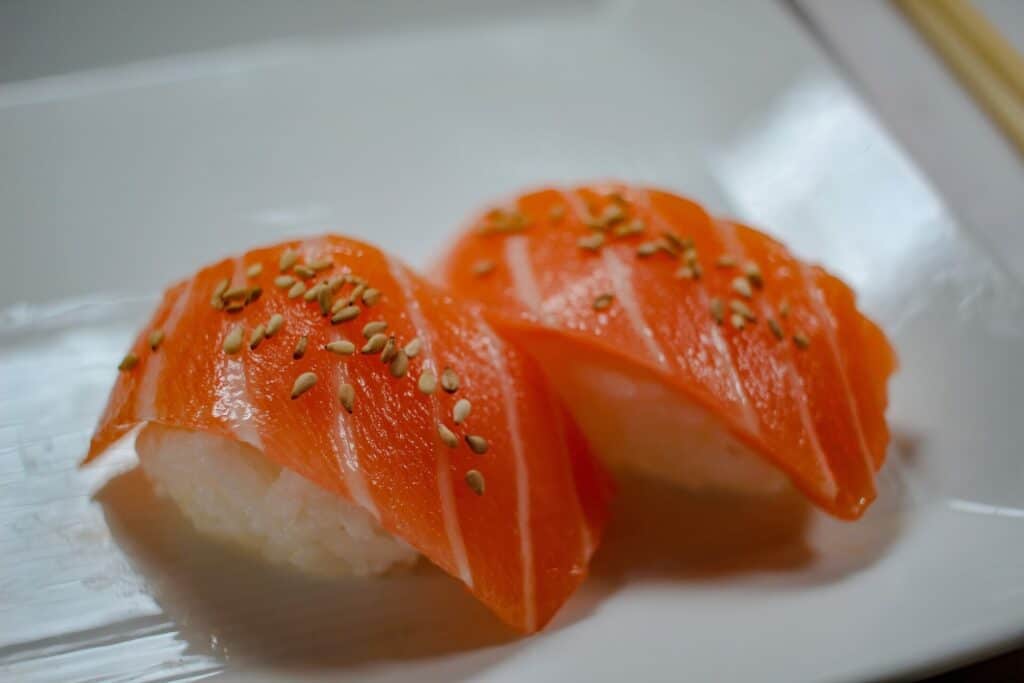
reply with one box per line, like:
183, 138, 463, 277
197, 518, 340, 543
389, 349, 409, 378
768, 318, 783, 340
246, 263, 263, 278
600, 203, 625, 226
211, 278, 229, 309
346, 283, 366, 307
118, 352, 139, 371
148, 329, 165, 351
279, 249, 299, 272
744, 261, 763, 288
331, 305, 360, 323
246, 286, 262, 304
380, 336, 398, 364
465, 469, 485, 495
326, 276, 345, 293
404, 337, 423, 358
613, 219, 645, 237
274, 275, 295, 289
338, 383, 355, 412
362, 288, 381, 306
441, 367, 460, 393
249, 324, 266, 350
710, 298, 725, 324
692, 263, 703, 279
472, 260, 496, 277
418, 370, 437, 394
593, 292, 614, 311
674, 266, 695, 280
732, 276, 753, 299
293, 265, 315, 279
293, 335, 308, 359
779, 299, 791, 318
437, 422, 459, 448
717, 255, 737, 268
325, 339, 355, 355
465, 435, 488, 455
729, 299, 756, 321
453, 398, 471, 424
362, 333, 387, 354
363, 321, 388, 338
662, 232, 689, 252
793, 332, 810, 349
308, 258, 333, 272
549, 205, 566, 221
730, 313, 746, 330
317, 286, 333, 315
303, 283, 323, 301
291, 372, 317, 399
683, 247, 699, 265
288, 281, 307, 299
578, 233, 605, 251
266, 313, 284, 337
223, 325, 244, 354
224, 300, 245, 313
636, 241, 659, 257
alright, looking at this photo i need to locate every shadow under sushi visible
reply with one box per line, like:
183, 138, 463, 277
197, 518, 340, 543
95, 467, 524, 676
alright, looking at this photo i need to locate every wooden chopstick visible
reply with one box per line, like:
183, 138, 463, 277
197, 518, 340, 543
896, 0, 1024, 156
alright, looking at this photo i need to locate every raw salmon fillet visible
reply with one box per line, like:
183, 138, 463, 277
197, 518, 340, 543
87, 235, 611, 632
435, 184, 896, 520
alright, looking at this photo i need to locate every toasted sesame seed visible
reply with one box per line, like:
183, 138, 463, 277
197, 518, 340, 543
418, 370, 437, 394
317, 286, 333, 315
211, 278, 229, 309
405, 337, 423, 358
441, 367, 460, 393
793, 332, 810, 349
279, 249, 299, 272
437, 422, 459, 448
578, 233, 605, 251
465, 435, 488, 455
246, 286, 262, 304
291, 372, 317, 399
331, 305, 360, 323
288, 281, 307, 299
380, 336, 398, 364
717, 255, 737, 268
308, 258, 333, 272
118, 352, 139, 371
246, 263, 263, 278
293, 335, 308, 359
732, 276, 753, 299
472, 260, 496, 277
388, 349, 409, 378
325, 339, 355, 355
768, 318, 783, 340
338, 383, 355, 412
362, 333, 387, 354
274, 275, 295, 289
362, 288, 381, 306
744, 261, 763, 288
453, 398, 471, 425
223, 325, 244, 354
593, 292, 614, 311
266, 313, 284, 337
249, 324, 266, 350
362, 321, 388, 338
293, 265, 315, 279
730, 313, 746, 330
224, 300, 245, 313
600, 203, 625, 225
549, 205, 566, 221
729, 299, 756, 321
663, 232, 689, 252
303, 283, 323, 301
636, 241, 659, 257
614, 219, 645, 237
346, 283, 366, 306
148, 329, 165, 351
710, 298, 725, 324
674, 265, 695, 280
779, 298, 791, 318
326, 276, 345, 293
465, 469, 485, 495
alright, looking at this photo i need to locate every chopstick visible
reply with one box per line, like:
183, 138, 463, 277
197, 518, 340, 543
895, 0, 1024, 156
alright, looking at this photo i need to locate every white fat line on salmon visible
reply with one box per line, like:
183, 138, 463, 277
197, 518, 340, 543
717, 222, 837, 498
136, 279, 194, 420
213, 258, 263, 449
386, 256, 474, 588
600, 248, 670, 368
331, 351, 380, 520
797, 263, 874, 476
504, 236, 555, 326
473, 314, 537, 632
638, 191, 761, 435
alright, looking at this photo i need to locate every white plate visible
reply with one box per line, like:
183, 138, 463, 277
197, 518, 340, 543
2, 2, 1023, 681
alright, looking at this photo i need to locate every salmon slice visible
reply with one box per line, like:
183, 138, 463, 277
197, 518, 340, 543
435, 184, 897, 520
86, 235, 612, 633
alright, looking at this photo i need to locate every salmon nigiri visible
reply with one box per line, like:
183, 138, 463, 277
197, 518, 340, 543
435, 184, 897, 520
86, 235, 611, 633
